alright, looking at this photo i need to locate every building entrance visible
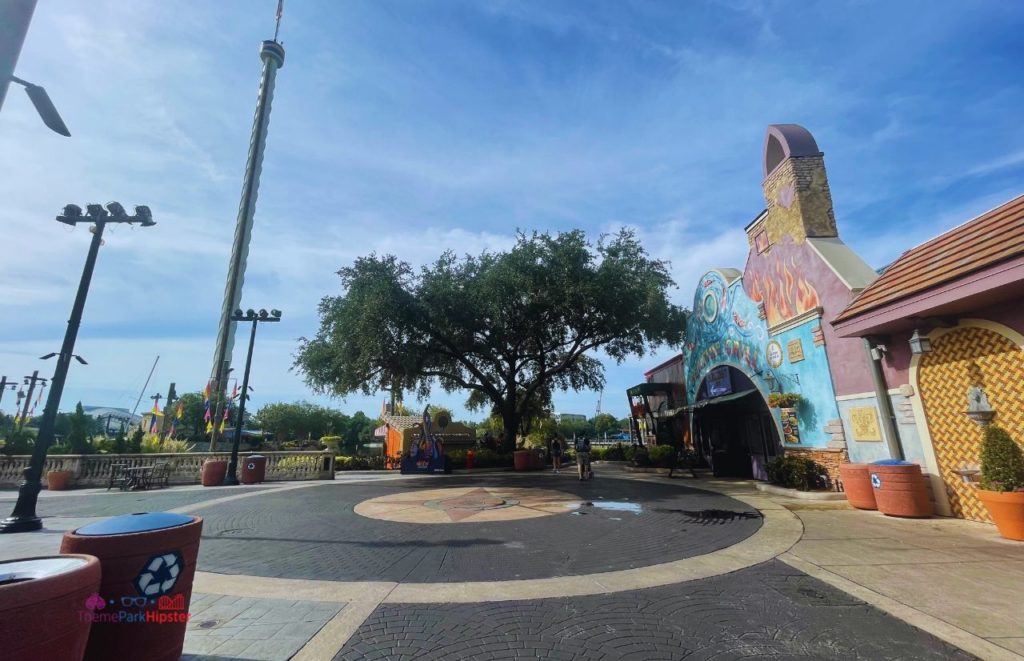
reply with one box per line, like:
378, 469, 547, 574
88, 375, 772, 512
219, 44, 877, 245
692, 366, 781, 479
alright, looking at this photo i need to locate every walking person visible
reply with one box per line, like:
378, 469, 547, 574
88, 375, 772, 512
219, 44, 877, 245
551, 436, 563, 473
574, 436, 593, 481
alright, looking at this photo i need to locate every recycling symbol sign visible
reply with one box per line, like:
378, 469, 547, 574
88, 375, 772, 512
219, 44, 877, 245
134, 550, 183, 597
870, 473, 882, 489
247, 462, 256, 470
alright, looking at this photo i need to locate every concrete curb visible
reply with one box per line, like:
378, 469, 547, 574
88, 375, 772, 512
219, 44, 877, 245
755, 483, 847, 500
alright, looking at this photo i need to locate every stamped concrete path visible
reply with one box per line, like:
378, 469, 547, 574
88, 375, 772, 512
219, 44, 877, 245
2, 466, 1021, 659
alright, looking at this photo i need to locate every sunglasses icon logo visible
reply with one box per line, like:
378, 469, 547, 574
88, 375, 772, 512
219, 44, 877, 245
121, 596, 148, 608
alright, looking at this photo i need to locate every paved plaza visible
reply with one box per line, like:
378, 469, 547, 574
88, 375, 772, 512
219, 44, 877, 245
2, 467, 1022, 659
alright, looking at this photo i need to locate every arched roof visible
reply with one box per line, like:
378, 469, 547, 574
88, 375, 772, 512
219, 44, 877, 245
763, 124, 821, 178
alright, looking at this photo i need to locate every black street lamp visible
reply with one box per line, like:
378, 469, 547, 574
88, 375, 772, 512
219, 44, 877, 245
223, 308, 280, 486
0, 202, 155, 534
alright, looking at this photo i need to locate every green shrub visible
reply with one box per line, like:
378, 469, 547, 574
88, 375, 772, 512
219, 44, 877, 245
648, 445, 675, 468
631, 446, 651, 467
980, 425, 1024, 492
602, 443, 627, 461
445, 448, 513, 469
47, 443, 73, 455
766, 454, 827, 491
589, 447, 605, 461
1, 429, 35, 455
333, 455, 387, 471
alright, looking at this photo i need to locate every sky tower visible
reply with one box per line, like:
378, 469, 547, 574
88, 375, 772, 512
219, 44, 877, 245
210, 2, 286, 424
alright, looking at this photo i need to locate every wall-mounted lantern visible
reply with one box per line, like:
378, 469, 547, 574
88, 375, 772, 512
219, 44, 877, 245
908, 329, 932, 355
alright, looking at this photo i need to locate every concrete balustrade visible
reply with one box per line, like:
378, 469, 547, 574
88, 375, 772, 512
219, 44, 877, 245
0, 451, 335, 488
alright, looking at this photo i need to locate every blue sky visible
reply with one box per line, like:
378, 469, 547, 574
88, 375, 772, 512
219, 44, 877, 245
1, 0, 1021, 422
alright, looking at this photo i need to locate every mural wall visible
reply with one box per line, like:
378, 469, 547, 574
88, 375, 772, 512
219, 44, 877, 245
685, 269, 771, 401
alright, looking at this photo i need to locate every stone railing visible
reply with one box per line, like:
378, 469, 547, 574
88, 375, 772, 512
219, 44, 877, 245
0, 451, 335, 488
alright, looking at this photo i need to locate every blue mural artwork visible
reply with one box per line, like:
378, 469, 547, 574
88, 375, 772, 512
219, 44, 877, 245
685, 270, 770, 402
683, 269, 841, 449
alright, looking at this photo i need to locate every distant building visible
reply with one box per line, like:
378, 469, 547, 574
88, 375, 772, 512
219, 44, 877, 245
82, 406, 141, 433
554, 413, 587, 424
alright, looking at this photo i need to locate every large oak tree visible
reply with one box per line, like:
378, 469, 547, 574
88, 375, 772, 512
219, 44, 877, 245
295, 229, 686, 442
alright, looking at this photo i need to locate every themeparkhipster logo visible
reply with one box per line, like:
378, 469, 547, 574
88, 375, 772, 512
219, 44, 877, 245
78, 550, 191, 624
80, 592, 191, 624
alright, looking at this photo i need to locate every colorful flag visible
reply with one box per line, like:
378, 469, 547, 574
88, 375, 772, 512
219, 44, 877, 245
205, 420, 213, 433
203, 381, 212, 405
175, 402, 184, 420
203, 403, 212, 422
230, 383, 239, 402
218, 418, 227, 433
168, 421, 177, 438
149, 417, 159, 434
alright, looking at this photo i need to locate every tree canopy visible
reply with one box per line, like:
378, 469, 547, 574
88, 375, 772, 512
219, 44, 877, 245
296, 229, 686, 440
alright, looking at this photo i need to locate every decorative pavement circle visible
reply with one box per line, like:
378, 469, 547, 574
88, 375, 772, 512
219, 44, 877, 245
354, 486, 582, 523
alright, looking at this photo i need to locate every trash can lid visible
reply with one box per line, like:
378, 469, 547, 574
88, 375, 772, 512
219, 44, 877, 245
247, 454, 265, 459
75, 512, 194, 536
872, 459, 912, 466
0, 556, 90, 584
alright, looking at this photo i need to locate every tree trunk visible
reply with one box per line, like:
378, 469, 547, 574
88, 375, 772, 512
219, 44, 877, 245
500, 404, 519, 453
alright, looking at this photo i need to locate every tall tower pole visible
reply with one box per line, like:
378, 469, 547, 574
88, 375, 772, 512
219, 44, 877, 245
210, 9, 286, 440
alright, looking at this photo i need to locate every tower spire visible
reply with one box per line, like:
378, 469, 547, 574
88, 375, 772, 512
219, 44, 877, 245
209, 12, 286, 446
274, 0, 284, 42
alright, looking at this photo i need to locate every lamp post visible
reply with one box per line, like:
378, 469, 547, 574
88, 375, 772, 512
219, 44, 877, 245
1, 202, 155, 534
224, 308, 280, 486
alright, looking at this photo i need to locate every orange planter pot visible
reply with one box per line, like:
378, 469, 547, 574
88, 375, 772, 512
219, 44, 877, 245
977, 489, 1024, 541
47, 470, 74, 491
871, 463, 933, 518
201, 460, 227, 486
839, 463, 876, 510
513, 451, 532, 471
0, 554, 101, 661
61, 513, 203, 661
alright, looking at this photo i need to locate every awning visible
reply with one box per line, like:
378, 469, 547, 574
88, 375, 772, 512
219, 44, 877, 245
691, 388, 757, 410
373, 424, 388, 438
627, 382, 673, 397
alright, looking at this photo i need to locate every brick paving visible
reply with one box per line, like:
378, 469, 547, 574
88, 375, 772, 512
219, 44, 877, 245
194, 474, 762, 582
335, 560, 975, 660
183, 594, 343, 660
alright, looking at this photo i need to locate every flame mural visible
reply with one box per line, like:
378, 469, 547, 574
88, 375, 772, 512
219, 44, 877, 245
745, 254, 821, 328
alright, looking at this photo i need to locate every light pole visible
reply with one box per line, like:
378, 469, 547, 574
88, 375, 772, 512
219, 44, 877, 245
224, 308, 280, 485
1, 202, 155, 534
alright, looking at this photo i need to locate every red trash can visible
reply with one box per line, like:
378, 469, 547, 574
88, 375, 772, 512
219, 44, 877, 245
513, 450, 532, 471
839, 463, 877, 510
466, 449, 475, 470
871, 461, 933, 518
240, 454, 267, 484
201, 459, 227, 486
60, 512, 203, 661
0, 554, 101, 661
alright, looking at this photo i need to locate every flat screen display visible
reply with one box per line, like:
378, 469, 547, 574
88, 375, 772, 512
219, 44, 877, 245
706, 366, 733, 398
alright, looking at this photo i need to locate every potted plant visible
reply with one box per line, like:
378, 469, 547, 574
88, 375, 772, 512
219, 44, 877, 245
46, 468, 74, 490
976, 425, 1024, 540
767, 392, 802, 408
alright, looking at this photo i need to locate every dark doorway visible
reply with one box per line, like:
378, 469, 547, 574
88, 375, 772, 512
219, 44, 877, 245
692, 366, 781, 479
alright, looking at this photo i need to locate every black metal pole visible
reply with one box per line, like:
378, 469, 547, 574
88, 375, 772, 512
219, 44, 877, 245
1, 221, 106, 533
16, 370, 38, 430
224, 317, 258, 486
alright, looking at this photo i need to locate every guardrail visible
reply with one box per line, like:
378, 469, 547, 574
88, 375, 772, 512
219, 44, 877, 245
0, 451, 335, 488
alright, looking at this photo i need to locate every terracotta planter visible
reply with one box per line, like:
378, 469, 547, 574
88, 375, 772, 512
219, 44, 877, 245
47, 469, 74, 491
61, 513, 203, 661
513, 450, 533, 471
977, 489, 1024, 541
201, 460, 227, 486
839, 463, 876, 510
871, 463, 933, 518
0, 554, 101, 661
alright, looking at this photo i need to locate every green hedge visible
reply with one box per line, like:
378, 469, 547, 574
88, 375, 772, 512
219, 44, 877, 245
335, 455, 388, 471
766, 455, 827, 491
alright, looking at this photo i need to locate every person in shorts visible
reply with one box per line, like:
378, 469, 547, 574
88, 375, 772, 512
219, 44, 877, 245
574, 436, 592, 481
551, 437, 563, 473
